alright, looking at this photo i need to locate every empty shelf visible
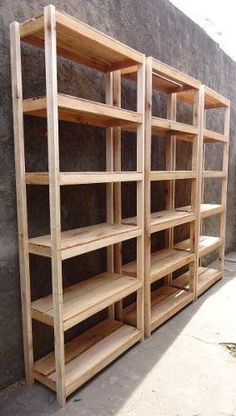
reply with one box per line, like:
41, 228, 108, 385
177, 87, 230, 109
28, 222, 142, 259
203, 171, 227, 179
197, 267, 222, 297
34, 319, 141, 397
150, 170, 197, 181
152, 117, 198, 136
176, 203, 224, 218
25, 171, 143, 185
122, 209, 195, 233
122, 248, 195, 283
20, 9, 144, 71
175, 235, 223, 257
31, 272, 141, 330
203, 129, 227, 143
124, 286, 193, 330
23, 94, 142, 128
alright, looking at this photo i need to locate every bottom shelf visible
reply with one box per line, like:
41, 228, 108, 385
124, 285, 193, 332
197, 267, 222, 297
172, 267, 222, 297
34, 319, 141, 398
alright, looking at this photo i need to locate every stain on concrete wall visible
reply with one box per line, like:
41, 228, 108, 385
0, 0, 236, 389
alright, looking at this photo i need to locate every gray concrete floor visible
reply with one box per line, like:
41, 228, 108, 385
1, 257, 236, 416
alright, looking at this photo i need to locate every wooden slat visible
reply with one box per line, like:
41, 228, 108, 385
123, 286, 193, 330
202, 171, 227, 178
176, 203, 224, 218
150, 170, 197, 181
175, 235, 223, 257
28, 223, 142, 259
152, 117, 198, 136
25, 171, 143, 185
32, 272, 141, 330
177, 87, 230, 109
34, 319, 141, 397
203, 129, 227, 143
122, 248, 195, 282
197, 267, 222, 297
23, 94, 142, 128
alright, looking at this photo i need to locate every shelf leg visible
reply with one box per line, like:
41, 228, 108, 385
44, 5, 66, 406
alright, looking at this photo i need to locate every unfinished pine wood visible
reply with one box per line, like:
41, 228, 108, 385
28, 222, 142, 259
175, 235, 223, 257
25, 171, 143, 185
176, 203, 224, 218
34, 319, 141, 398
122, 248, 195, 282
177, 86, 230, 109
20, 11, 144, 71
197, 267, 222, 296
152, 117, 198, 136
124, 285, 193, 330
10, 21, 34, 386
150, 170, 197, 181
31, 272, 141, 330
23, 94, 142, 128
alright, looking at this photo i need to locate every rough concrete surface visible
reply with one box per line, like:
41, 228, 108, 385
1, 0, 236, 390
0, 257, 236, 415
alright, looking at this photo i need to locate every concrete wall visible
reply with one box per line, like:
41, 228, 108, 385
0, 0, 236, 389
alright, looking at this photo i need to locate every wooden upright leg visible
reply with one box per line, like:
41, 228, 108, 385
10, 21, 34, 386
44, 5, 65, 406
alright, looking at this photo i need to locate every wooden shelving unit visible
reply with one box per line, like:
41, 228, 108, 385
122, 58, 202, 336
11, 5, 145, 406
175, 86, 230, 297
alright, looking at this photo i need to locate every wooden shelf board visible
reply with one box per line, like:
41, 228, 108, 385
20, 10, 144, 71
34, 319, 141, 397
203, 171, 227, 179
150, 170, 197, 181
122, 248, 195, 283
152, 117, 198, 136
175, 235, 223, 258
122, 209, 195, 233
28, 222, 142, 259
25, 171, 143, 185
177, 87, 229, 109
197, 267, 222, 297
171, 270, 192, 291
23, 94, 142, 128
203, 129, 227, 143
32, 272, 141, 330
176, 203, 223, 218
124, 286, 193, 330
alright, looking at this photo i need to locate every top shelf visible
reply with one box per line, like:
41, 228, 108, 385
177, 85, 230, 109
122, 57, 200, 94
19, 6, 144, 72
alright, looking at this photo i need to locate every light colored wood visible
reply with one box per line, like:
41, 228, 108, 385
202, 171, 227, 178
28, 222, 142, 259
175, 235, 223, 258
10, 21, 34, 386
23, 94, 142, 128
177, 86, 230, 109
122, 248, 195, 282
150, 170, 197, 181
34, 319, 141, 398
44, 5, 65, 406
176, 203, 224, 218
124, 286, 193, 330
203, 128, 227, 143
197, 267, 222, 296
31, 272, 141, 330
152, 117, 198, 136
20, 10, 144, 71
25, 171, 143, 185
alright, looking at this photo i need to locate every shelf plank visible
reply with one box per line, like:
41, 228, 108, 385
20, 10, 144, 71
175, 235, 223, 257
31, 272, 141, 330
124, 286, 193, 330
34, 319, 141, 397
23, 94, 142, 128
203, 171, 227, 178
176, 203, 224, 218
197, 267, 222, 297
122, 248, 195, 283
152, 117, 198, 136
28, 222, 142, 259
203, 129, 227, 143
122, 209, 195, 233
150, 170, 197, 181
25, 171, 143, 185
177, 88, 230, 109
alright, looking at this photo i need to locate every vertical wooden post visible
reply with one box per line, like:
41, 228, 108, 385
194, 85, 205, 298
10, 21, 34, 386
165, 93, 176, 285
144, 57, 152, 337
44, 5, 65, 406
105, 72, 115, 320
219, 105, 230, 273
